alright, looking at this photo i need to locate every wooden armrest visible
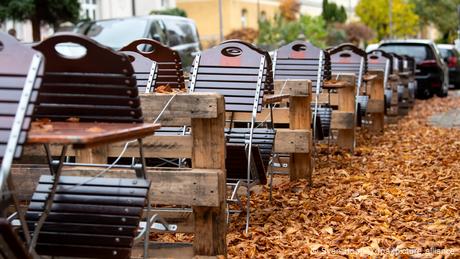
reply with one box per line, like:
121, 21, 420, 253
263, 94, 290, 104
389, 74, 399, 80
363, 74, 377, 82
323, 80, 348, 89
27, 122, 161, 149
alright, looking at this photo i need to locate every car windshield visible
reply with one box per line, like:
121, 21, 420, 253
379, 44, 432, 63
82, 19, 148, 49
438, 48, 452, 59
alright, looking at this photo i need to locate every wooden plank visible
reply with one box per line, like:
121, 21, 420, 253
191, 95, 226, 256
140, 93, 219, 126
75, 145, 107, 164
108, 135, 193, 158
288, 80, 312, 183
318, 93, 339, 106
228, 109, 289, 124
367, 100, 385, 114
274, 80, 311, 96
333, 73, 356, 152
331, 111, 354, 129
274, 129, 311, 153
11, 165, 221, 207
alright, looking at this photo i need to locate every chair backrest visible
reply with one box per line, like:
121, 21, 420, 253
223, 39, 274, 94
389, 52, 404, 74
120, 50, 158, 93
274, 40, 329, 91
0, 32, 44, 161
401, 55, 415, 75
367, 49, 392, 87
32, 33, 143, 123
329, 43, 366, 92
120, 39, 185, 90
189, 40, 267, 113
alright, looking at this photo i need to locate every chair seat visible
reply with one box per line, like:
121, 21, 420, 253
25, 175, 150, 259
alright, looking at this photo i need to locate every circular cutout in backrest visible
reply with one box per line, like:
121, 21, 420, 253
339, 52, 351, 58
54, 42, 87, 59
292, 44, 307, 52
137, 43, 156, 54
0, 41, 4, 51
369, 55, 379, 60
221, 47, 242, 57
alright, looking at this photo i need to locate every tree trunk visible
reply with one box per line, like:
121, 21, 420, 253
31, 16, 41, 42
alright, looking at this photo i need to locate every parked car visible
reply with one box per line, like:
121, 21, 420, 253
75, 15, 201, 69
378, 39, 449, 99
437, 44, 460, 89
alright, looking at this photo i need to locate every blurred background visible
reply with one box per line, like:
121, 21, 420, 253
0, 0, 459, 50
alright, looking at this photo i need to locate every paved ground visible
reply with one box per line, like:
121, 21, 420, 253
429, 90, 460, 128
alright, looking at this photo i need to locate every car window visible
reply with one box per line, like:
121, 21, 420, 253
149, 20, 167, 45
162, 19, 198, 46
84, 19, 148, 49
379, 44, 434, 63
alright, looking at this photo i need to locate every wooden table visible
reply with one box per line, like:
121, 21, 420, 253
25, 121, 160, 254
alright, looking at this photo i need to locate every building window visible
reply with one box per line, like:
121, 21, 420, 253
241, 9, 248, 28
81, 0, 97, 20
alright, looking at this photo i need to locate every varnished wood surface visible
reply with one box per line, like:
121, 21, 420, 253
27, 121, 160, 148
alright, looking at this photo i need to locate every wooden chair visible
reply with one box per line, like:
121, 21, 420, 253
120, 39, 185, 90
23, 33, 160, 259
0, 31, 44, 259
189, 40, 274, 232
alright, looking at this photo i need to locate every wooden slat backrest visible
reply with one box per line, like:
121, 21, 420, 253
225, 128, 275, 167
274, 40, 330, 89
0, 32, 44, 159
190, 41, 267, 113
32, 33, 143, 123
367, 50, 393, 74
388, 52, 404, 74
223, 40, 274, 94
121, 50, 158, 93
329, 43, 367, 74
401, 55, 415, 75
120, 39, 185, 90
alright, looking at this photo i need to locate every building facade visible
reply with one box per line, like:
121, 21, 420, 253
1, 0, 175, 42
176, 0, 358, 46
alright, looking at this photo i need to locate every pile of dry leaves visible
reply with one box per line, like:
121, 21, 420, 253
159, 94, 460, 258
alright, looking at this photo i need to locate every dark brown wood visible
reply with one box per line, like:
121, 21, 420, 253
32, 33, 143, 123
120, 39, 185, 89
0, 32, 44, 159
27, 121, 160, 149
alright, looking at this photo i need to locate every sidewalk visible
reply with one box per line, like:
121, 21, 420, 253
428, 90, 460, 128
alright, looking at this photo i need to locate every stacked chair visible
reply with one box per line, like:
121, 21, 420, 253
367, 49, 393, 113
273, 40, 331, 139
189, 40, 275, 232
121, 39, 186, 90
121, 39, 189, 168
328, 43, 368, 126
0, 32, 44, 259
2, 32, 160, 259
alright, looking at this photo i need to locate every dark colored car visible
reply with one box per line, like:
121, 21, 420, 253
438, 44, 460, 88
378, 40, 448, 99
75, 15, 201, 69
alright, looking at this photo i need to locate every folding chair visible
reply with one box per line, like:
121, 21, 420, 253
273, 40, 331, 139
367, 50, 393, 112
121, 49, 158, 93
402, 55, 417, 101
0, 31, 44, 259
122, 39, 189, 168
189, 40, 273, 232
23, 33, 158, 259
328, 44, 367, 126
120, 39, 186, 90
